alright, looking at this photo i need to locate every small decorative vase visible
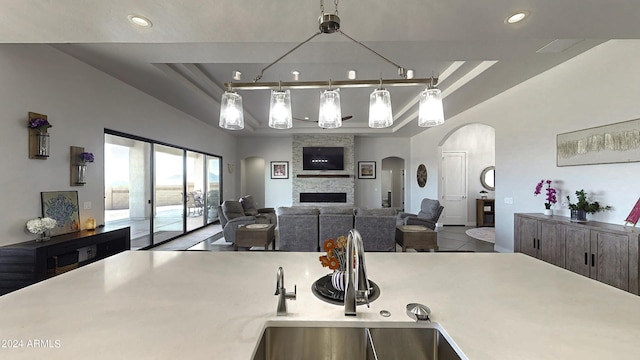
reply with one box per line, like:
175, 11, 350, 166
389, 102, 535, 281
76, 164, 87, 184
36, 231, 50, 243
570, 209, 587, 222
36, 129, 50, 157
331, 270, 346, 291
543, 209, 553, 216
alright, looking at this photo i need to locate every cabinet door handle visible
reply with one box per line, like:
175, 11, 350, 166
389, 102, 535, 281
584, 252, 588, 265
537, 239, 540, 250
591, 254, 595, 267
533, 238, 536, 249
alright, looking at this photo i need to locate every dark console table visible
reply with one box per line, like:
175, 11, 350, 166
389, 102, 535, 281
0, 226, 130, 295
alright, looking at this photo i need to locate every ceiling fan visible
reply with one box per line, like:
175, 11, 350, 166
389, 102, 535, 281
293, 115, 353, 123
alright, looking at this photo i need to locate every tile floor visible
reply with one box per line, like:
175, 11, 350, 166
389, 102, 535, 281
170, 225, 495, 252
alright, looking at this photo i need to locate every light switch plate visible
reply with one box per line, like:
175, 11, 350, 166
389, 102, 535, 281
84, 201, 92, 210
504, 197, 513, 204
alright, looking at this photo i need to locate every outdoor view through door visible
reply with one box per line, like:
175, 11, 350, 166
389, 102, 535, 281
104, 131, 221, 249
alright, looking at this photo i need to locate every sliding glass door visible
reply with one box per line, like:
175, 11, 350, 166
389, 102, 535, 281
153, 144, 185, 243
186, 151, 205, 232
206, 156, 221, 224
104, 131, 222, 249
104, 134, 152, 250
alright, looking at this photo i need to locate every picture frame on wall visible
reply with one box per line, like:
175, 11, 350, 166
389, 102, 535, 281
271, 161, 289, 179
41, 191, 80, 236
556, 118, 640, 166
358, 161, 376, 179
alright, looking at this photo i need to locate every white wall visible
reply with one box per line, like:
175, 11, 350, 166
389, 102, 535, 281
0, 44, 238, 246
411, 40, 640, 252
241, 157, 266, 207
236, 136, 293, 209
354, 137, 410, 208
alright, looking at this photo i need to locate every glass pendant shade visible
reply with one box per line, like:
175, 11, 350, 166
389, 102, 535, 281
368, 89, 393, 128
219, 91, 244, 130
268, 90, 293, 129
318, 90, 342, 128
418, 88, 445, 127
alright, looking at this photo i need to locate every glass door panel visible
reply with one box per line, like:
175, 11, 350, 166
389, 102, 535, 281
186, 151, 205, 232
206, 156, 221, 224
104, 134, 152, 250
153, 144, 185, 244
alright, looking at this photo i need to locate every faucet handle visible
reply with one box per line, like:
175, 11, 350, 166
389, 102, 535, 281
286, 285, 297, 300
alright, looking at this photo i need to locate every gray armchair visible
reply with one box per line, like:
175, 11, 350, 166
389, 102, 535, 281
276, 207, 319, 251
218, 201, 256, 243
319, 207, 355, 242
396, 198, 443, 230
240, 195, 277, 225
354, 208, 397, 252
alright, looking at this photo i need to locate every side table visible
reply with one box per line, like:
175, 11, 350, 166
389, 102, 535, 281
234, 224, 276, 251
395, 225, 438, 252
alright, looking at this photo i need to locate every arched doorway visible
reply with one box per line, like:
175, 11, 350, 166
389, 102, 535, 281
381, 157, 405, 210
439, 123, 495, 226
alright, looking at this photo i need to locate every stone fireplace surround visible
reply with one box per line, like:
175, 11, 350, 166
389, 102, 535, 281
292, 135, 355, 206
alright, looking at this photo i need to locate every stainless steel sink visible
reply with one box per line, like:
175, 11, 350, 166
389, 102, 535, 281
251, 325, 464, 360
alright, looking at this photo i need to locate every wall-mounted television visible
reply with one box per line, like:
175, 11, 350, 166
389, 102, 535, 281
302, 147, 344, 170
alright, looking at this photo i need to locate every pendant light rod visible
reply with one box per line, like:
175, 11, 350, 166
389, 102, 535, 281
253, 32, 322, 82
226, 77, 438, 91
337, 30, 407, 78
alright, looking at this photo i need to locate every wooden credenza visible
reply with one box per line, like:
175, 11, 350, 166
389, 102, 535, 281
514, 213, 639, 295
0, 227, 130, 295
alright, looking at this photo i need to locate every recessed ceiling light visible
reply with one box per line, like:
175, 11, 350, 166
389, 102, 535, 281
292, 71, 300, 81
128, 15, 152, 27
304, 116, 309, 120
347, 70, 357, 80
505, 11, 529, 24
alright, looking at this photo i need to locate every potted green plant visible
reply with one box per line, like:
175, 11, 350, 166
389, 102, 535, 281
566, 189, 611, 222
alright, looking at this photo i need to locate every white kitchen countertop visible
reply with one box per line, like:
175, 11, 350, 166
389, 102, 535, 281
1, 251, 639, 359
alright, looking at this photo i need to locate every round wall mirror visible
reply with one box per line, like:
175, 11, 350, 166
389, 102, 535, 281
417, 164, 427, 187
480, 166, 495, 191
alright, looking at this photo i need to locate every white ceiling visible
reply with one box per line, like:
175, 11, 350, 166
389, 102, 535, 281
3, 0, 640, 137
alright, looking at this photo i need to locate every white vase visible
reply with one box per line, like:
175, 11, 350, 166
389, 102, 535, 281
543, 209, 553, 216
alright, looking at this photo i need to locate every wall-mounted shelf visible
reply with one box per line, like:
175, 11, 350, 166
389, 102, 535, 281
296, 174, 351, 178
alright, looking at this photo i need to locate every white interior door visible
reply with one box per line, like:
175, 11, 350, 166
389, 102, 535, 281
441, 151, 467, 225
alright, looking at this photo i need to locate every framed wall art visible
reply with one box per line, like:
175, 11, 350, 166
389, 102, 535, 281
556, 118, 640, 166
271, 161, 289, 179
358, 161, 376, 179
41, 191, 80, 236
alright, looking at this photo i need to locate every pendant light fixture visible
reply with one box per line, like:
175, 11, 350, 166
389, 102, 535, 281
368, 80, 393, 128
318, 87, 342, 129
219, 90, 244, 130
268, 87, 293, 129
418, 86, 444, 127
221, 0, 444, 130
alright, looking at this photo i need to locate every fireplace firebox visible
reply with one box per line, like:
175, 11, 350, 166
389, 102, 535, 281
300, 192, 347, 203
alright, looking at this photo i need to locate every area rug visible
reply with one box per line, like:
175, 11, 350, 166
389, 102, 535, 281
465, 227, 495, 243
